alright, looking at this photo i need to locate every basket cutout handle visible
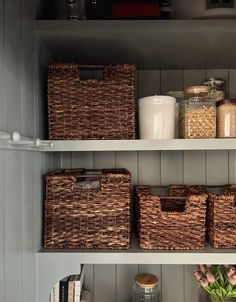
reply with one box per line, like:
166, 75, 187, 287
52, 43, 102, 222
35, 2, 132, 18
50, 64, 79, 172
74, 169, 103, 190
158, 196, 187, 213
76, 65, 105, 81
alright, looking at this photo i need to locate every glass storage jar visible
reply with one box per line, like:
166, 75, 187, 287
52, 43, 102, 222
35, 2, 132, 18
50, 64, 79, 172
217, 99, 236, 138
203, 77, 225, 102
179, 86, 216, 139
132, 273, 160, 302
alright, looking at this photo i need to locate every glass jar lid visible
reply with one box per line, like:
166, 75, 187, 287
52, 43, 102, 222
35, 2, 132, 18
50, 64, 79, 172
184, 86, 209, 95
216, 99, 236, 107
135, 273, 158, 289
203, 77, 225, 90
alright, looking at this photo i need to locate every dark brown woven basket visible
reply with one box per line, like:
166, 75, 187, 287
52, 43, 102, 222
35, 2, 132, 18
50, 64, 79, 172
47, 63, 136, 140
135, 185, 207, 250
208, 184, 236, 249
44, 168, 131, 249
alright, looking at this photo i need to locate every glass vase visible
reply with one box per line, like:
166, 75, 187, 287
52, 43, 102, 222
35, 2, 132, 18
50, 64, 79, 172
199, 287, 236, 302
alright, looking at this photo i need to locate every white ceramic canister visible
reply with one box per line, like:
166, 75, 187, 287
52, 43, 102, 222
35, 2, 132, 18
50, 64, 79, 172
139, 95, 176, 139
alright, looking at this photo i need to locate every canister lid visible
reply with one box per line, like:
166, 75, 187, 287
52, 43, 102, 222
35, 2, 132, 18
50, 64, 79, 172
216, 99, 236, 107
184, 86, 209, 95
139, 95, 176, 104
203, 77, 225, 89
135, 273, 158, 289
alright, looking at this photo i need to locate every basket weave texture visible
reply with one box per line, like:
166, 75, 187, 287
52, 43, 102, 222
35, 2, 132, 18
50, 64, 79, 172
47, 63, 136, 140
44, 168, 131, 249
208, 184, 236, 249
135, 185, 207, 250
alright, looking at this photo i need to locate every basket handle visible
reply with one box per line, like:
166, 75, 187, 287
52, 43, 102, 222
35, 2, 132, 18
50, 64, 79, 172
156, 196, 188, 213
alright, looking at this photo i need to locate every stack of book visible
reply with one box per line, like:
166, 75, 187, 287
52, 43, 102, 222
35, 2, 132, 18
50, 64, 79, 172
50, 265, 85, 302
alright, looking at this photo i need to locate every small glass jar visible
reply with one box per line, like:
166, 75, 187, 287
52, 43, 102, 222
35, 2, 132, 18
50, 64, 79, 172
132, 273, 160, 302
217, 99, 236, 138
203, 77, 225, 102
179, 86, 216, 139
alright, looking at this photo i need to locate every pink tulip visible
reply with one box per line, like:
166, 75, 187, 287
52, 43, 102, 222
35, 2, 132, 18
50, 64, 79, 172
194, 270, 202, 281
227, 267, 236, 278
229, 275, 236, 286
199, 265, 207, 274
200, 278, 209, 288
206, 271, 216, 284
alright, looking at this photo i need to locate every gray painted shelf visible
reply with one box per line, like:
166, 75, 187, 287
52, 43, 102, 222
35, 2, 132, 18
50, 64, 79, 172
41, 139, 236, 152
39, 244, 236, 265
36, 19, 236, 69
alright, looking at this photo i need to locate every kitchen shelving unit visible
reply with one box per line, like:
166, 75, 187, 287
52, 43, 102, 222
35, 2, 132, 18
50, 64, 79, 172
2, 2, 236, 301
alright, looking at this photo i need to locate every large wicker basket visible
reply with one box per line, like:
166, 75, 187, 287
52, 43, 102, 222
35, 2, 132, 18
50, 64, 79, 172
44, 168, 131, 249
135, 185, 207, 250
47, 63, 136, 140
208, 184, 236, 249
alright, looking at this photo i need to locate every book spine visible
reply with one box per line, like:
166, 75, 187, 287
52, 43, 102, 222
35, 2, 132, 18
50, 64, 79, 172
54, 282, 60, 302
74, 266, 85, 302
59, 279, 68, 302
68, 280, 74, 302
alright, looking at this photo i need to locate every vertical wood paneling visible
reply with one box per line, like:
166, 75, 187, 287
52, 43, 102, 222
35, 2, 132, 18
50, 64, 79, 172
5, 151, 23, 302
183, 70, 206, 88
84, 265, 94, 300
138, 152, 160, 185
162, 266, 184, 302
116, 152, 138, 186
22, 152, 36, 302
138, 70, 161, 97
60, 153, 71, 169
21, 0, 35, 137
206, 151, 229, 185
4, 1, 23, 302
71, 152, 94, 169
93, 152, 116, 169
0, 0, 5, 131
94, 265, 116, 302
5, 0, 22, 133
0, 150, 5, 302
161, 70, 183, 94
117, 265, 138, 302
0, 6, 5, 301
184, 266, 199, 302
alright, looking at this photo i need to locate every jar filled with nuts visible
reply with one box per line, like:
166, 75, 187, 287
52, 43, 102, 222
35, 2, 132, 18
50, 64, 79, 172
217, 99, 236, 138
203, 77, 225, 102
179, 86, 216, 139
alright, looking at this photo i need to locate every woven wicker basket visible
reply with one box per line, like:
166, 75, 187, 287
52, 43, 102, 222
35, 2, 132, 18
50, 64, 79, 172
44, 168, 131, 249
135, 185, 207, 250
47, 63, 136, 140
208, 184, 236, 249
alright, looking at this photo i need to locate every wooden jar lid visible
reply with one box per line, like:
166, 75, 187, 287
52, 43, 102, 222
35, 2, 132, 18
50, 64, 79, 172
135, 273, 158, 289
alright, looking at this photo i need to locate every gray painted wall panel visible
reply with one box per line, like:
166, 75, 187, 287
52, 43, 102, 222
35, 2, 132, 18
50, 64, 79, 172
94, 265, 116, 302
5, 151, 23, 302
0, 150, 5, 302
5, 0, 22, 133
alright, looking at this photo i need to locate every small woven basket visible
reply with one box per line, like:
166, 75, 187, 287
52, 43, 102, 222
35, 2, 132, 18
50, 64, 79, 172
47, 63, 136, 140
135, 185, 207, 250
44, 168, 131, 249
208, 184, 236, 249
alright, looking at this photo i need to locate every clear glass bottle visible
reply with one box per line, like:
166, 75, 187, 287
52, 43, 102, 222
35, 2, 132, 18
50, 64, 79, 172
132, 273, 160, 302
217, 99, 236, 138
203, 77, 225, 102
179, 86, 216, 139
